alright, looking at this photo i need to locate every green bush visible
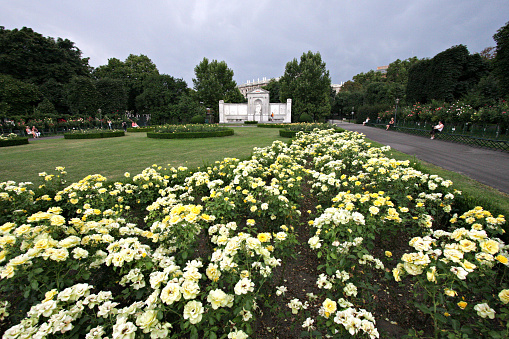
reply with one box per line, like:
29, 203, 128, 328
0, 137, 29, 147
244, 120, 258, 125
147, 129, 234, 139
299, 113, 313, 122
127, 127, 154, 133
257, 123, 289, 128
190, 115, 205, 124
279, 129, 299, 138
63, 131, 125, 139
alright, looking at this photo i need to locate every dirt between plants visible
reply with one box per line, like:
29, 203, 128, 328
250, 185, 434, 339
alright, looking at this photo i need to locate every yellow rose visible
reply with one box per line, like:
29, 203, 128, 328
257, 233, 271, 243
0, 265, 15, 278
457, 301, 468, 310
444, 288, 457, 297
136, 310, 159, 331
480, 240, 499, 255
322, 298, 337, 318
499, 289, 509, 304
496, 254, 508, 265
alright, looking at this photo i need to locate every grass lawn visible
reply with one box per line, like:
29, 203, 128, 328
0, 127, 286, 183
1, 126, 508, 215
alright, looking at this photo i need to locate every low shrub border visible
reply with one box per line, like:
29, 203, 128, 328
0, 137, 29, 147
127, 127, 154, 133
279, 129, 299, 138
244, 120, 258, 125
257, 123, 289, 128
63, 131, 125, 139
147, 129, 234, 139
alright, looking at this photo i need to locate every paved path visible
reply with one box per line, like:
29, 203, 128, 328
336, 123, 509, 195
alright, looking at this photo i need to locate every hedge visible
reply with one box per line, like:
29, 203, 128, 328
0, 137, 29, 147
257, 123, 289, 128
127, 127, 154, 133
147, 129, 234, 139
244, 121, 258, 125
63, 131, 125, 139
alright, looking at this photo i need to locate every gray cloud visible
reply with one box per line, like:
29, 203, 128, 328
1, 0, 507, 87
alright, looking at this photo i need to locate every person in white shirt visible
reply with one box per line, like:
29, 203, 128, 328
430, 121, 444, 139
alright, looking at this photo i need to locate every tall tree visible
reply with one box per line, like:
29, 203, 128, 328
135, 74, 187, 123
192, 58, 241, 118
0, 74, 40, 117
0, 27, 90, 85
65, 76, 98, 116
93, 54, 159, 111
280, 51, 332, 122
406, 45, 489, 103
262, 78, 281, 103
95, 78, 127, 115
493, 21, 509, 98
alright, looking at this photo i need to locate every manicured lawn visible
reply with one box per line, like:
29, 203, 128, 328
0, 127, 286, 183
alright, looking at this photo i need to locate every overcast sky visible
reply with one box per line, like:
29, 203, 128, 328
2, 0, 508, 87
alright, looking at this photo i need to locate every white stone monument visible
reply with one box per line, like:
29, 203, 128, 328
219, 89, 291, 123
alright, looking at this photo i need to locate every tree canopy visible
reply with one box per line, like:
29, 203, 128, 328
0, 26, 91, 85
493, 21, 509, 98
406, 45, 489, 104
279, 51, 331, 122
192, 58, 243, 117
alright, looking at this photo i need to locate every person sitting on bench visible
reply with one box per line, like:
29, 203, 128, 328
386, 118, 394, 130
430, 121, 444, 139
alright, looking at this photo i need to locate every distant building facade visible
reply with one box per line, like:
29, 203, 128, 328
238, 77, 345, 97
376, 65, 389, 74
237, 77, 279, 97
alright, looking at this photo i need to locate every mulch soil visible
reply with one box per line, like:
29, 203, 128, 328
250, 183, 435, 338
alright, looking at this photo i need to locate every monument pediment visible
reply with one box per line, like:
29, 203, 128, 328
247, 88, 269, 94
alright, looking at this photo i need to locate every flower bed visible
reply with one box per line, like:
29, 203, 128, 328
147, 124, 234, 139
279, 123, 344, 137
0, 130, 507, 338
63, 130, 125, 139
0, 134, 29, 147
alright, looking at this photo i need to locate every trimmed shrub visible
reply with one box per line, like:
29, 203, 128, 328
257, 123, 289, 128
279, 129, 298, 138
190, 115, 205, 124
64, 131, 125, 139
0, 137, 29, 147
299, 113, 313, 122
244, 120, 258, 125
147, 129, 234, 139
127, 127, 154, 133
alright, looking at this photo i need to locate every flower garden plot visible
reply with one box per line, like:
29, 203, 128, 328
0, 130, 507, 338
147, 124, 234, 139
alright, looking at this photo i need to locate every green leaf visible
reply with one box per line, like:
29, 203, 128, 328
326, 266, 333, 276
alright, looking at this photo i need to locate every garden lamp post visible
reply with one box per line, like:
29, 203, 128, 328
351, 107, 354, 123
395, 99, 399, 126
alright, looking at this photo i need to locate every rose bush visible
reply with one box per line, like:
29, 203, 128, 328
0, 128, 506, 338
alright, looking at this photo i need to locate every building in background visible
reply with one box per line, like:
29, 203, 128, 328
376, 65, 389, 75
237, 77, 279, 97
238, 77, 345, 97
